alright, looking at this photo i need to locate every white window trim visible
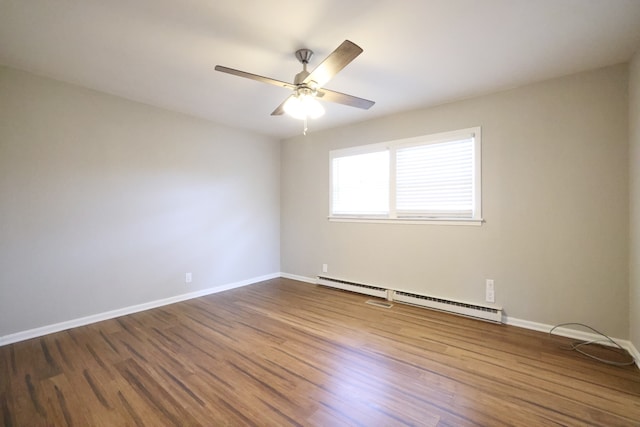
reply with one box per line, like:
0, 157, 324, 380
328, 217, 484, 226
329, 127, 483, 225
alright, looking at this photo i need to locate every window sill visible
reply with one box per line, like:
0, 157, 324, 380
328, 217, 484, 226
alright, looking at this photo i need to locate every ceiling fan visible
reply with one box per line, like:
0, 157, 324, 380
215, 40, 375, 127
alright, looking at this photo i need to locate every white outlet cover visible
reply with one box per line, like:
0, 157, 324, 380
486, 290, 495, 303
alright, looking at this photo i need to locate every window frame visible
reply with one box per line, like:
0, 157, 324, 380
329, 127, 483, 226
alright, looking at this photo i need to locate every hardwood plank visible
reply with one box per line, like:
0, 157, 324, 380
1, 278, 639, 426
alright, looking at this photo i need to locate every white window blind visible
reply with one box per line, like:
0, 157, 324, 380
396, 137, 474, 218
329, 127, 481, 224
331, 150, 389, 215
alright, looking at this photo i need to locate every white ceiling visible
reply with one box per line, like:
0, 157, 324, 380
2, 0, 640, 139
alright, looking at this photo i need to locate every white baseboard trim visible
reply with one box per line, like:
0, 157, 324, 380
0, 272, 280, 346
505, 316, 639, 369
279, 272, 317, 284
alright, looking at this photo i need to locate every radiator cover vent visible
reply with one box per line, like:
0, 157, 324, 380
317, 276, 503, 323
317, 276, 387, 298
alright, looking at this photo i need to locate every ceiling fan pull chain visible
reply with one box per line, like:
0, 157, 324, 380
303, 117, 308, 136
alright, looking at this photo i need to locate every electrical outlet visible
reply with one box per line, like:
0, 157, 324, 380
185, 272, 192, 283
322, 264, 328, 273
485, 279, 495, 303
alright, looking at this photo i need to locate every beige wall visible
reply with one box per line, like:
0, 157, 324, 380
0, 66, 281, 337
630, 51, 640, 350
281, 64, 630, 337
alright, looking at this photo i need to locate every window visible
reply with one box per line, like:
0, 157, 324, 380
329, 127, 482, 224
331, 150, 389, 216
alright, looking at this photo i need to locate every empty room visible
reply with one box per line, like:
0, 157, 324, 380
2, 1, 640, 425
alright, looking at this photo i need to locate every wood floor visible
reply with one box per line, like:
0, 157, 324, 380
1, 278, 639, 426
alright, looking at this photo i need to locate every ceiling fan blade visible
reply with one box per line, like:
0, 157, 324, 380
270, 95, 292, 116
317, 88, 375, 110
215, 65, 296, 90
303, 40, 363, 88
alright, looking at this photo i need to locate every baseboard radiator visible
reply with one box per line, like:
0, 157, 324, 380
317, 276, 503, 323
316, 276, 388, 299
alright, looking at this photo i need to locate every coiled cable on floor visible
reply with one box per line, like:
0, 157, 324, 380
549, 322, 636, 366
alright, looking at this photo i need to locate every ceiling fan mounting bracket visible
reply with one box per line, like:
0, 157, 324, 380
295, 49, 313, 64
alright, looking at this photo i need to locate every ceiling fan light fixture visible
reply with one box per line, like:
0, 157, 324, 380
283, 91, 325, 120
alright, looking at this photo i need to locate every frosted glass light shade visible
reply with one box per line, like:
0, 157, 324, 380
283, 94, 325, 120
